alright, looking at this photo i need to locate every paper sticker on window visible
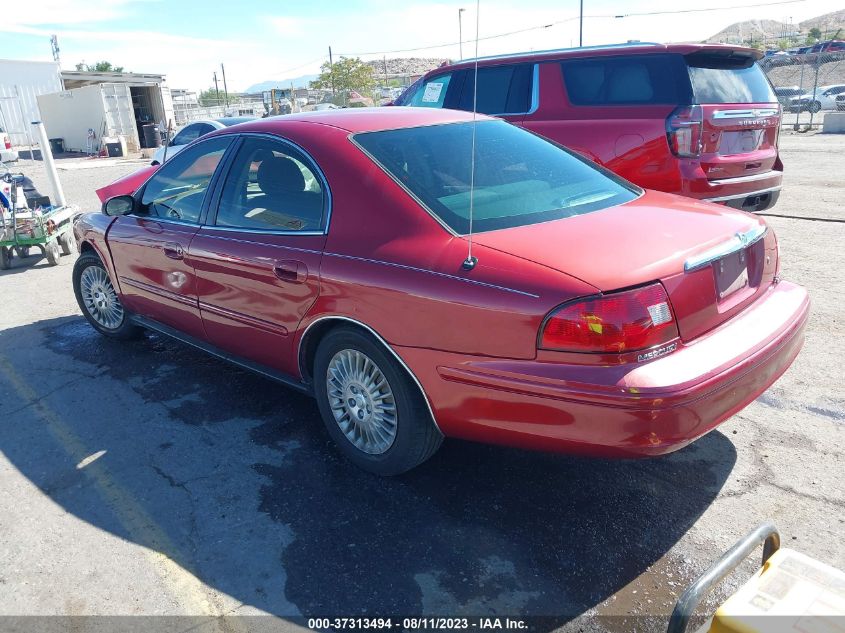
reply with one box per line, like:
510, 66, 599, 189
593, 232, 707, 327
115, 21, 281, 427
422, 82, 445, 103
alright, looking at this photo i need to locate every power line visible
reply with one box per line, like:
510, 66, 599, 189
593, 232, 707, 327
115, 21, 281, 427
268, 55, 327, 78
338, 0, 807, 57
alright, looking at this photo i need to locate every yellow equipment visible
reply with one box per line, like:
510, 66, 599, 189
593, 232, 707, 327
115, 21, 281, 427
668, 522, 845, 633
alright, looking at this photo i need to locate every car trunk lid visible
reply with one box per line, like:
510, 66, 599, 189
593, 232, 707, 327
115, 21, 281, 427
472, 190, 778, 342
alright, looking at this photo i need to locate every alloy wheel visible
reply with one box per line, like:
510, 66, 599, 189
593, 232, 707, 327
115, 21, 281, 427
326, 348, 398, 455
79, 265, 124, 330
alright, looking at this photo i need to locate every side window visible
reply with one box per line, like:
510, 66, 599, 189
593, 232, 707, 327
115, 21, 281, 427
457, 64, 534, 114
561, 54, 690, 106
215, 137, 326, 232
407, 74, 453, 108
139, 136, 232, 223
172, 124, 202, 146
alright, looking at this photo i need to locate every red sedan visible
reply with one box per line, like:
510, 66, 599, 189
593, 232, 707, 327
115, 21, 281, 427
73, 108, 809, 475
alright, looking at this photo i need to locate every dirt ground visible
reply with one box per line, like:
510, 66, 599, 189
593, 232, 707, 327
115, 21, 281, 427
0, 134, 842, 632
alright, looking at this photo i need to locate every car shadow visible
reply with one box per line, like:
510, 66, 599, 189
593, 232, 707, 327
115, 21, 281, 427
0, 315, 737, 628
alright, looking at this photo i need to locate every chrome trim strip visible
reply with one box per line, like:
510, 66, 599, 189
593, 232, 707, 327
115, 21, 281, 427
201, 225, 325, 237
702, 185, 781, 203
707, 172, 781, 186
684, 224, 767, 272
712, 109, 779, 119
198, 300, 289, 336
297, 315, 443, 436
322, 251, 540, 298
119, 277, 198, 307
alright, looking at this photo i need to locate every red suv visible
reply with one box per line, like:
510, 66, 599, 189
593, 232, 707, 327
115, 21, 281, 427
395, 43, 783, 212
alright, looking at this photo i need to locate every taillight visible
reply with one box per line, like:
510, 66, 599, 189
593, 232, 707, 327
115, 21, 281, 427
666, 105, 703, 158
540, 283, 679, 353
3, 136, 10, 150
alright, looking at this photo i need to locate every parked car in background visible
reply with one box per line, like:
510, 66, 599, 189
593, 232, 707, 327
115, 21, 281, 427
0, 126, 19, 163
150, 117, 255, 165
774, 86, 803, 107
788, 84, 845, 113
75, 108, 808, 475
395, 43, 784, 212
837, 94, 845, 111
810, 40, 845, 53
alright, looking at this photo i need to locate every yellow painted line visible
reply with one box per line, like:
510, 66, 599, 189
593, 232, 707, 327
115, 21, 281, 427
0, 353, 248, 628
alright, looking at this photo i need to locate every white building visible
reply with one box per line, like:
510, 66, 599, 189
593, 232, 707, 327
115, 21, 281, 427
0, 59, 63, 146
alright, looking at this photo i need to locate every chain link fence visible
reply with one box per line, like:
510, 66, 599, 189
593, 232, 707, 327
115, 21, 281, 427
760, 52, 845, 129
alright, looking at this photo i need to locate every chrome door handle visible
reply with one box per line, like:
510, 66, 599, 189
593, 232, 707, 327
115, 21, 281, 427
273, 260, 307, 284
163, 242, 184, 260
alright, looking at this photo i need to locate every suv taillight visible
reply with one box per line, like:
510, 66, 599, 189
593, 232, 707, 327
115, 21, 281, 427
540, 283, 679, 353
666, 105, 703, 158
3, 136, 10, 150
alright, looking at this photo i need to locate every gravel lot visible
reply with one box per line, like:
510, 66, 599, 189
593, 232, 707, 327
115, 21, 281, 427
0, 136, 842, 632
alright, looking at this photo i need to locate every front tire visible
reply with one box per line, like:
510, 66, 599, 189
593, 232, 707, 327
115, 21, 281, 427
59, 232, 77, 255
809, 100, 821, 114
72, 253, 140, 339
0, 246, 10, 270
313, 326, 442, 475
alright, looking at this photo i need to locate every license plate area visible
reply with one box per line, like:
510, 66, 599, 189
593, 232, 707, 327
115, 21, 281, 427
714, 249, 749, 300
718, 129, 765, 155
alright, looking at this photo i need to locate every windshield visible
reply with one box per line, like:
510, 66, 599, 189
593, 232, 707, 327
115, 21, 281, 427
353, 120, 639, 234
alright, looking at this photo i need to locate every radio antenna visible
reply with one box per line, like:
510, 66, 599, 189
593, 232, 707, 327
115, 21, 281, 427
461, 0, 481, 271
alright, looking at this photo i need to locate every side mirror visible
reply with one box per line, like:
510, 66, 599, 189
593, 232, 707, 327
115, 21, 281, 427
103, 195, 135, 216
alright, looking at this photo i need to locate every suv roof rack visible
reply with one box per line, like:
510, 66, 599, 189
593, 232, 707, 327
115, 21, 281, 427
461, 41, 664, 64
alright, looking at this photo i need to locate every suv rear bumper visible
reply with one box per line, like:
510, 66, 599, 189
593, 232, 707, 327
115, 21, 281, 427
687, 170, 783, 212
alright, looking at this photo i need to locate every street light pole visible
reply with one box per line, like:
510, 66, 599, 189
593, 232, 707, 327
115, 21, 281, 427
459, 8, 465, 60
579, 0, 584, 47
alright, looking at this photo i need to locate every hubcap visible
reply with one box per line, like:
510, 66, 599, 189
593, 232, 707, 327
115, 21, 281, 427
80, 265, 124, 329
326, 349, 397, 455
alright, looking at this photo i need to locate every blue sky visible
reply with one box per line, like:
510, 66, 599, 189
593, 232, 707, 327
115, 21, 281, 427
1, 0, 841, 92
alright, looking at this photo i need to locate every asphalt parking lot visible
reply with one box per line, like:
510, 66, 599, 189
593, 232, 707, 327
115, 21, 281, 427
1, 134, 843, 632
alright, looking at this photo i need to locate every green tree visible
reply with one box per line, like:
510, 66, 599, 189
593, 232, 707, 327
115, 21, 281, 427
74, 61, 126, 72
777, 39, 790, 51
311, 57, 375, 95
198, 87, 223, 106
806, 26, 822, 44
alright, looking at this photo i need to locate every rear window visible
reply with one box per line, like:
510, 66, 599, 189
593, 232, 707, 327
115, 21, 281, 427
561, 54, 692, 106
686, 53, 776, 103
353, 120, 638, 234
405, 74, 453, 108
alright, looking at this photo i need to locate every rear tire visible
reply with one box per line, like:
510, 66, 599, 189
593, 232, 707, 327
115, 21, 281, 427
313, 326, 442, 475
15, 246, 29, 258
59, 232, 77, 255
809, 100, 821, 114
72, 253, 140, 339
0, 246, 10, 270
45, 240, 61, 266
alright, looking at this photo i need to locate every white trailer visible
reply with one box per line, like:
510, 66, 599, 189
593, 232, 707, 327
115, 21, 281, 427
0, 59, 63, 147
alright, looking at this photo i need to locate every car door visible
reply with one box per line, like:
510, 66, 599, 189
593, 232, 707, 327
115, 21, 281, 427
108, 135, 234, 339
190, 134, 328, 377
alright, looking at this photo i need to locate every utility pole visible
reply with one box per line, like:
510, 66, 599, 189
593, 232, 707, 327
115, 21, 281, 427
458, 8, 465, 60
579, 0, 584, 47
220, 63, 229, 107
328, 46, 335, 96
213, 72, 220, 103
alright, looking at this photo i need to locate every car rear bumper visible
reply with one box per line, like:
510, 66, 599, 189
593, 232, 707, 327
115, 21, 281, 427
401, 280, 809, 457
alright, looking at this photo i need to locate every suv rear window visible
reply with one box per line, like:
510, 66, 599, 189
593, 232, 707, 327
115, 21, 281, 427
561, 54, 692, 106
686, 53, 776, 103
354, 120, 638, 234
